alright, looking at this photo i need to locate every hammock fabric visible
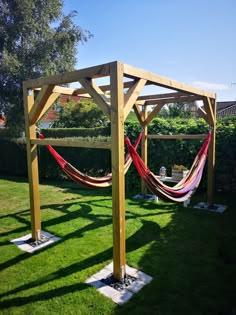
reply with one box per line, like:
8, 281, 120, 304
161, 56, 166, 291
125, 132, 211, 202
39, 132, 143, 189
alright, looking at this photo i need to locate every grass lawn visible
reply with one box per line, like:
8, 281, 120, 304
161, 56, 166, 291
0, 177, 235, 315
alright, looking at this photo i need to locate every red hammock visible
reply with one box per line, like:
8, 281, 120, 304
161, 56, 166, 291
125, 132, 211, 202
39, 132, 143, 189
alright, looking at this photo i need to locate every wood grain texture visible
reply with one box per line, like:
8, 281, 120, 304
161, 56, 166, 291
110, 61, 126, 281
23, 86, 41, 241
123, 63, 216, 98
207, 98, 216, 204
29, 85, 55, 125
31, 138, 111, 149
124, 79, 146, 120
141, 107, 148, 194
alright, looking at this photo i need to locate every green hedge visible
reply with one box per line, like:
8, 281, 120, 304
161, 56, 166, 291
0, 117, 235, 193
0, 138, 27, 177
41, 125, 110, 138
126, 117, 236, 192
0, 128, 15, 138
214, 117, 236, 192
38, 144, 111, 180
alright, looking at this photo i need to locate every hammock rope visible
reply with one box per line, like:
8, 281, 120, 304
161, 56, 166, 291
125, 132, 211, 202
39, 132, 143, 189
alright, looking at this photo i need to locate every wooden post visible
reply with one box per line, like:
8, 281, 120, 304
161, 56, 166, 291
23, 86, 41, 241
110, 62, 126, 281
207, 98, 217, 205
141, 106, 148, 194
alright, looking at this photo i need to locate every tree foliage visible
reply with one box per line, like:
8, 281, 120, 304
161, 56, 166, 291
159, 102, 196, 118
0, 0, 92, 135
52, 99, 109, 128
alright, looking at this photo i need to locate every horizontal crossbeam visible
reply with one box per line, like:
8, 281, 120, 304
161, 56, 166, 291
31, 138, 111, 149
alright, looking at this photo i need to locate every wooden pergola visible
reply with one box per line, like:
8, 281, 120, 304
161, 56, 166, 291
23, 61, 216, 281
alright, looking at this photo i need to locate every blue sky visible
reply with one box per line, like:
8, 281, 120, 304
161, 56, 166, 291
63, 0, 236, 101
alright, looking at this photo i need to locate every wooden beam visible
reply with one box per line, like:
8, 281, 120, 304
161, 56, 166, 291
31, 138, 111, 149
110, 61, 126, 281
53, 86, 77, 95
141, 107, 148, 194
74, 80, 140, 96
37, 85, 90, 98
123, 63, 216, 98
36, 92, 60, 123
203, 97, 215, 127
143, 103, 166, 126
144, 95, 202, 106
124, 79, 147, 120
137, 92, 187, 101
147, 134, 208, 139
23, 62, 111, 89
24, 61, 216, 101
78, 78, 111, 119
197, 106, 211, 125
29, 85, 55, 125
207, 98, 216, 205
23, 86, 41, 241
133, 103, 145, 127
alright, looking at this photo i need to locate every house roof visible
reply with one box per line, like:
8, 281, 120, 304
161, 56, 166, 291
40, 95, 81, 124
217, 101, 236, 117
60, 95, 81, 103
42, 109, 58, 122
217, 101, 236, 111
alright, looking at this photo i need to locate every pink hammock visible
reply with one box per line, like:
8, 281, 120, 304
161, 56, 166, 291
39, 132, 143, 189
125, 132, 211, 202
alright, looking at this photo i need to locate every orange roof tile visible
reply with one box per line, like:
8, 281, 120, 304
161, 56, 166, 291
60, 95, 81, 103
42, 109, 58, 121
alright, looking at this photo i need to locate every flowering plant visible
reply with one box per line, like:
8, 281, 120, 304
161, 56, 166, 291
172, 164, 188, 171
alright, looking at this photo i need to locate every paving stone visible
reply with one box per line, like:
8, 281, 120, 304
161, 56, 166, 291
125, 264, 139, 277
85, 276, 106, 289
98, 285, 133, 305
85, 262, 153, 304
194, 202, 227, 213
90, 268, 112, 281
104, 262, 113, 272
127, 279, 147, 293
11, 231, 61, 253
135, 270, 153, 284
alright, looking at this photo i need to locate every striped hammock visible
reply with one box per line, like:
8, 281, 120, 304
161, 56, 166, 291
125, 132, 211, 202
39, 132, 143, 189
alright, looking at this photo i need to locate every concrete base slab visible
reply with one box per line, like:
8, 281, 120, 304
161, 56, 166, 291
194, 202, 227, 213
133, 193, 191, 207
133, 194, 158, 202
11, 231, 61, 253
85, 262, 152, 305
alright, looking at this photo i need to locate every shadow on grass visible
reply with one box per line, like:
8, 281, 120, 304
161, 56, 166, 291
0, 192, 172, 271
0, 219, 160, 309
0, 200, 111, 269
0, 181, 167, 268
0, 282, 89, 308
1, 178, 235, 313
0, 196, 112, 239
113, 200, 236, 314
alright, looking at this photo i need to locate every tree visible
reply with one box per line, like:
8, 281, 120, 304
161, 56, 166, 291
0, 0, 92, 135
159, 102, 196, 118
53, 98, 109, 128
